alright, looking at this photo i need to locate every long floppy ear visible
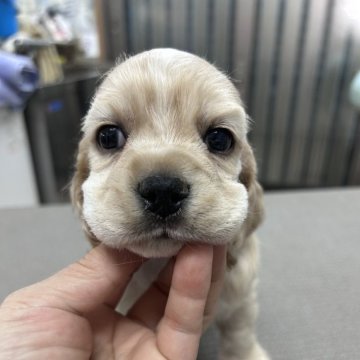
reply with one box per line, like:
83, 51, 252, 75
70, 137, 100, 247
227, 141, 264, 268
239, 141, 264, 239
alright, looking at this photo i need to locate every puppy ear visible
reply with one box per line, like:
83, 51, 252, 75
70, 138, 88, 213
239, 141, 264, 238
70, 138, 100, 247
227, 141, 264, 268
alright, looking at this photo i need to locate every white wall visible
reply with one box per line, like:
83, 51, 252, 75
0, 109, 38, 208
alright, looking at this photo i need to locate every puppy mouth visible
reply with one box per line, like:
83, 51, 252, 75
126, 226, 186, 258
155, 229, 171, 240
134, 224, 186, 244
123, 220, 200, 256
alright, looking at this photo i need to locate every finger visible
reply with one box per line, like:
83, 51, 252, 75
4, 244, 144, 314
157, 244, 213, 360
203, 245, 226, 329
128, 245, 226, 330
127, 258, 175, 329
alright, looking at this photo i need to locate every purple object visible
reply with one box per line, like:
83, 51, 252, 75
0, 51, 38, 108
0, 51, 38, 94
0, 78, 24, 108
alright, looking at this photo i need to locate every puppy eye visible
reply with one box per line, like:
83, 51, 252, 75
204, 128, 234, 153
97, 125, 126, 150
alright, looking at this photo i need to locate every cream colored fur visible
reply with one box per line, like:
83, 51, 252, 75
71, 48, 269, 359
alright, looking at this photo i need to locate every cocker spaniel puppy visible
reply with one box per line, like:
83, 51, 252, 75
71, 48, 269, 360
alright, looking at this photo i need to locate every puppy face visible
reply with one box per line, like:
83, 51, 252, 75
72, 49, 261, 258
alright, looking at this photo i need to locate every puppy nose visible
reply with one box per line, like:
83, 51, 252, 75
138, 175, 190, 218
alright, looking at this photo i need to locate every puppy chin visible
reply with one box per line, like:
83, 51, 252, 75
125, 239, 183, 258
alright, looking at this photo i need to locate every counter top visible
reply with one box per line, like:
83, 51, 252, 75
1, 188, 359, 359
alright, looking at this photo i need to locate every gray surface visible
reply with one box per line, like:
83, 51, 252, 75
1, 188, 360, 359
0, 205, 89, 298
257, 188, 360, 360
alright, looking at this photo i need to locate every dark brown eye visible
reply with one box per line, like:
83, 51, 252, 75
97, 125, 126, 150
204, 128, 234, 153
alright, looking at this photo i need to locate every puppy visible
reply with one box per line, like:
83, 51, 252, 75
71, 48, 269, 360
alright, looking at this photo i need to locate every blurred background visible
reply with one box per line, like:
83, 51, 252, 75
1, 0, 360, 207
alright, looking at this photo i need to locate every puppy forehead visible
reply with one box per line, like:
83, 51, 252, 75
85, 49, 246, 135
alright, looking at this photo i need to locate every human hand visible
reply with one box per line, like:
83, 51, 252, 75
0, 244, 226, 360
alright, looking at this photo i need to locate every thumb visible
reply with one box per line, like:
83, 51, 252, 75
4, 245, 143, 314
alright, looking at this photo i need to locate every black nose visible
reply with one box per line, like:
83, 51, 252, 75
137, 175, 190, 218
